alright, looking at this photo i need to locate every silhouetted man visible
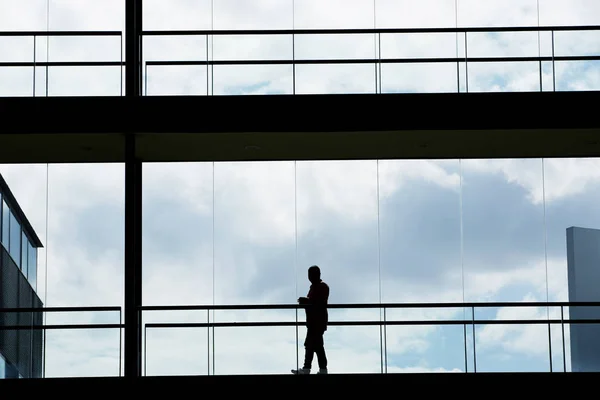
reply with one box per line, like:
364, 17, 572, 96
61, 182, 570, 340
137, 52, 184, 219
292, 265, 329, 375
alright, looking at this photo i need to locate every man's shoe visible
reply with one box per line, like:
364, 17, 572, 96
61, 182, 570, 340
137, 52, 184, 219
317, 368, 328, 374
291, 368, 310, 374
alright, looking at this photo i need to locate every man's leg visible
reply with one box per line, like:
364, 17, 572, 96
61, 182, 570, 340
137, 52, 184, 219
303, 345, 315, 370
292, 330, 314, 374
303, 328, 317, 369
315, 331, 328, 373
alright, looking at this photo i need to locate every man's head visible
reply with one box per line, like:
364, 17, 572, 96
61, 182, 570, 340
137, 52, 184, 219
308, 265, 321, 284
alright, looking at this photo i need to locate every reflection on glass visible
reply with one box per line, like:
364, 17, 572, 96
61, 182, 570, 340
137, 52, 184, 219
9, 211, 20, 266
28, 242, 37, 291
1, 200, 8, 248
21, 231, 28, 277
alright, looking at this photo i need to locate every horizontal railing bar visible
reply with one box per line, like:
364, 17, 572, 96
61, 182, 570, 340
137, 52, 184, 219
0, 323, 124, 331
141, 25, 600, 36
0, 306, 121, 313
1, 301, 596, 314
0, 31, 122, 37
145, 55, 600, 67
140, 301, 600, 311
145, 318, 600, 329
0, 61, 123, 67
3, 55, 597, 69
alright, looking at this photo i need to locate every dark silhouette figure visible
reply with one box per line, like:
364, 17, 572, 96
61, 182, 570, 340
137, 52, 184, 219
292, 265, 329, 375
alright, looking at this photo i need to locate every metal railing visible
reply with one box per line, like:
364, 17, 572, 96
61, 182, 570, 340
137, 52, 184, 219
142, 25, 600, 95
1, 301, 600, 377
0, 306, 122, 378
141, 301, 600, 375
0, 31, 123, 97
1, 25, 599, 97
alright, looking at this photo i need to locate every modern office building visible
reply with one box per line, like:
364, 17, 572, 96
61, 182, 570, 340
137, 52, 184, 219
1, 0, 600, 393
0, 173, 44, 379
567, 226, 600, 373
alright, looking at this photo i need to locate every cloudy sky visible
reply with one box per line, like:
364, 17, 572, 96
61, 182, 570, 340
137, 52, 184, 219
1, 0, 600, 377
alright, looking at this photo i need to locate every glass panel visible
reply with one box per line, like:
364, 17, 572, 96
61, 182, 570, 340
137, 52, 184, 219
212, 65, 293, 95
544, 158, 600, 372
294, 64, 376, 94
212, 161, 296, 375
213, 0, 293, 30
457, 0, 538, 27
44, 328, 121, 377
296, 160, 380, 373
0, 67, 34, 97
143, 0, 212, 31
467, 62, 541, 92
540, 0, 600, 26
0, 353, 5, 378
142, 163, 214, 306
21, 232, 28, 277
379, 160, 465, 372
376, 0, 457, 29
141, 163, 214, 375
381, 63, 459, 93
145, 327, 209, 376
555, 61, 600, 91
294, 0, 375, 29
48, 0, 125, 31
47, 66, 122, 96
0, 197, 5, 247
28, 243, 37, 292
9, 212, 20, 266
462, 159, 549, 372
0, 0, 48, 31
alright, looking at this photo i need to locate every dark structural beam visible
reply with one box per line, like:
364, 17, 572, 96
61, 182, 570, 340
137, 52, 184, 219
124, 0, 143, 379
0, 91, 599, 163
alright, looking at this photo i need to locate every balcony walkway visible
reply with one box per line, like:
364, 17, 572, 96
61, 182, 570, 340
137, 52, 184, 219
1, 372, 598, 393
1, 91, 599, 163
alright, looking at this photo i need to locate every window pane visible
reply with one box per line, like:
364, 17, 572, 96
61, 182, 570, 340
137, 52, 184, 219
296, 160, 380, 373
28, 242, 37, 292
9, 211, 20, 266
21, 231, 28, 277
1, 200, 9, 249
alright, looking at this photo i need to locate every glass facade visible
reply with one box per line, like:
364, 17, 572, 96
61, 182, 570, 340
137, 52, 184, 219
0, 176, 43, 379
1, 199, 8, 249
0, 188, 39, 288
1, 0, 600, 380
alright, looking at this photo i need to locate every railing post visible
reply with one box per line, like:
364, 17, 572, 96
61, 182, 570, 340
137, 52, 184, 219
472, 306, 477, 373
383, 307, 387, 373
295, 307, 299, 372
561, 306, 566, 372
463, 308, 468, 373
548, 311, 553, 372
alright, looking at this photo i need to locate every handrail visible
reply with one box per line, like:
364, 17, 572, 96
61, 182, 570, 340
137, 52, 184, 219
141, 24, 600, 35
140, 301, 600, 375
0, 305, 123, 377
145, 55, 600, 67
0, 31, 122, 37
0, 306, 121, 313
145, 318, 599, 329
139, 300, 600, 311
